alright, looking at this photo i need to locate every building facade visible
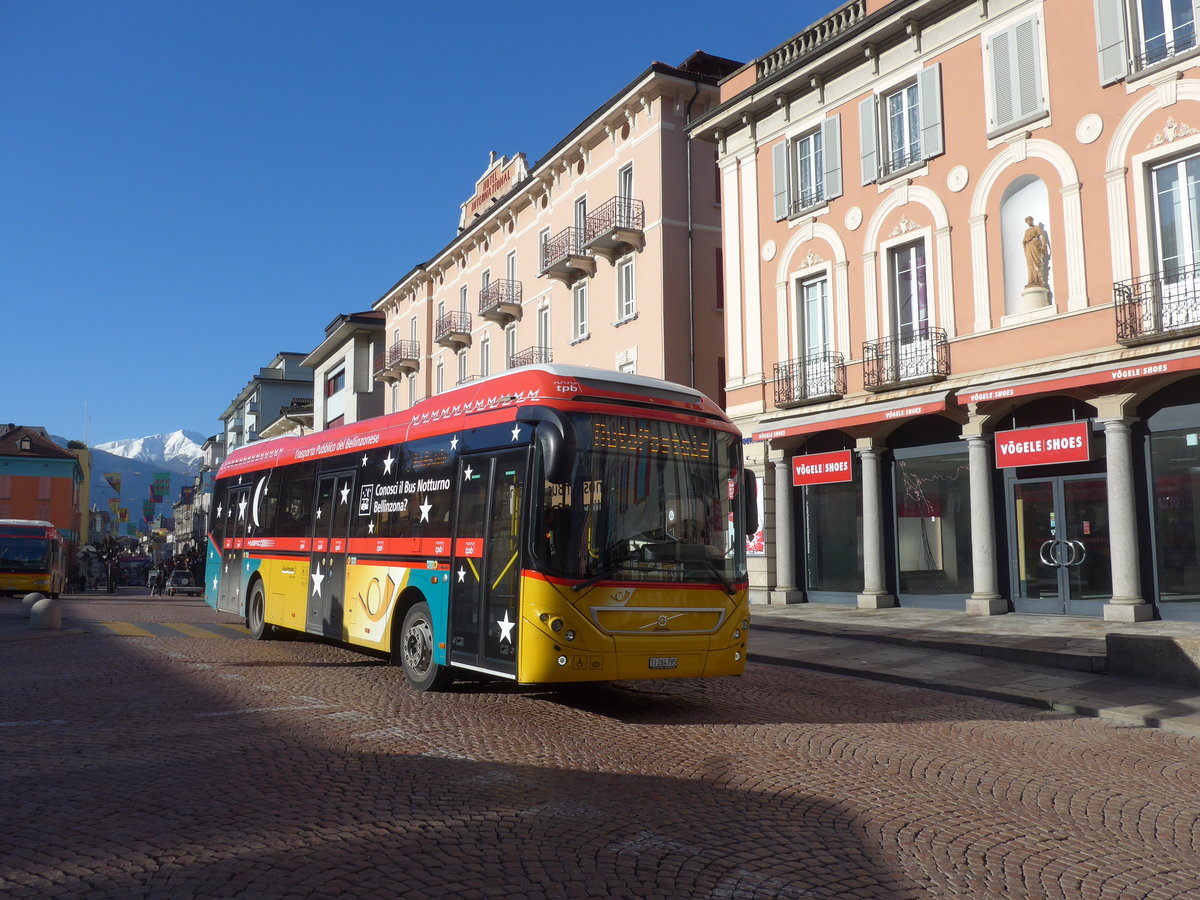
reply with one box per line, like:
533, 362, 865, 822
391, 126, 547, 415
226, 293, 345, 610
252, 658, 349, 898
373, 52, 740, 411
301, 310, 385, 431
218, 352, 313, 451
695, 0, 1200, 621
0, 425, 85, 550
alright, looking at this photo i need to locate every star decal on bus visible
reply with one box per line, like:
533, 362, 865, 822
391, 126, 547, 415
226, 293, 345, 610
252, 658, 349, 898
383, 451, 395, 474
464, 465, 474, 481
339, 484, 350, 505
311, 564, 325, 597
450, 436, 459, 450
237, 497, 247, 520
497, 610, 515, 644
419, 496, 432, 522
368, 521, 375, 535
511, 424, 521, 441
361, 453, 369, 466
457, 566, 466, 583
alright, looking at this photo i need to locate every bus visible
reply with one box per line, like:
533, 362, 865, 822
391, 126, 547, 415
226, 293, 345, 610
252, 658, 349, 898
206, 365, 756, 691
0, 519, 67, 598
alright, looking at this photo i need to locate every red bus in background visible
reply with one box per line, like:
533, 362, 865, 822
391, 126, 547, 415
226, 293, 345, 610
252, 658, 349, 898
0, 519, 67, 597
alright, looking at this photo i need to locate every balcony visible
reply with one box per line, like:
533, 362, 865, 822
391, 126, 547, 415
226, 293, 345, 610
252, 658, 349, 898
479, 279, 523, 325
1115, 265, 1200, 345
862, 327, 949, 391
509, 346, 553, 368
375, 339, 421, 382
583, 196, 645, 262
1132, 31, 1198, 75
435, 311, 472, 351
773, 351, 846, 407
540, 227, 595, 285
789, 186, 825, 218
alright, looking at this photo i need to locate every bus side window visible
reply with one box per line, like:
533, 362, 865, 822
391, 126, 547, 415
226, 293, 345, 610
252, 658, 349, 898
257, 473, 279, 534
276, 464, 315, 538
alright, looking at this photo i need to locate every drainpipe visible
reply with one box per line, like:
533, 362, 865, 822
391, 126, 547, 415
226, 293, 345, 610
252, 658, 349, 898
685, 79, 701, 389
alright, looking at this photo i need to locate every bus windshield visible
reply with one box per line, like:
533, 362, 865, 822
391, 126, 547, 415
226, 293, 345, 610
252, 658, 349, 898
0, 535, 51, 572
534, 414, 746, 587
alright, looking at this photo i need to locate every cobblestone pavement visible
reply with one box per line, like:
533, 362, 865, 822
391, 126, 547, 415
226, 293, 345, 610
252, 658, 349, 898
3, 595, 1200, 898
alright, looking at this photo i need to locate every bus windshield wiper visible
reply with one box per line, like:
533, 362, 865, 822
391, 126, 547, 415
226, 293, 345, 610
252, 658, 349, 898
697, 558, 736, 596
571, 542, 642, 593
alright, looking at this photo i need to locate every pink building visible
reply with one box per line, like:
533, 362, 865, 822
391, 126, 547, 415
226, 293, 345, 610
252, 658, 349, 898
373, 52, 741, 414
694, 0, 1200, 621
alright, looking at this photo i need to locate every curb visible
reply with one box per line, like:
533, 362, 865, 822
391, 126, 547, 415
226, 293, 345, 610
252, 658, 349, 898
0, 626, 85, 643
749, 650, 1200, 740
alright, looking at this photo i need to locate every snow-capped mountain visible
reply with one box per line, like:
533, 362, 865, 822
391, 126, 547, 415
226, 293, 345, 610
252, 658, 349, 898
95, 430, 205, 474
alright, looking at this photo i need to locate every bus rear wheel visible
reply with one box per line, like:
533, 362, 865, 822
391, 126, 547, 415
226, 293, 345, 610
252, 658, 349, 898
247, 581, 270, 640
396, 601, 452, 692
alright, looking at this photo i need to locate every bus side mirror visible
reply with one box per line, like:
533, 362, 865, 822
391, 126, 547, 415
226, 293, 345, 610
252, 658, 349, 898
742, 469, 758, 539
517, 406, 576, 485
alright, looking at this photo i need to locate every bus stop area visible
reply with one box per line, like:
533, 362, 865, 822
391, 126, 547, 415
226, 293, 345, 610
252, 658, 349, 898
4, 591, 1200, 738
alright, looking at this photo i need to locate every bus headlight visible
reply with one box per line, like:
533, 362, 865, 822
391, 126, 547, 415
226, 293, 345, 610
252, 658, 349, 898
564, 630, 575, 641
734, 652, 742, 661
550, 617, 564, 633
732, 629, 740, 640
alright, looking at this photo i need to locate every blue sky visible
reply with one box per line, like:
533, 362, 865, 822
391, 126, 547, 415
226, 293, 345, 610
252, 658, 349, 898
3, 0, 820, 446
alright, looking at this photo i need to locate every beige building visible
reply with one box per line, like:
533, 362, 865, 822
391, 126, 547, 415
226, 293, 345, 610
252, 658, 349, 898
373, 52, 740, 412
694, 0, 1200, 621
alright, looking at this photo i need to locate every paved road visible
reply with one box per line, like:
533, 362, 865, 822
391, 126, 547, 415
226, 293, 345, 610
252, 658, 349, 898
4, 595, 1200, 898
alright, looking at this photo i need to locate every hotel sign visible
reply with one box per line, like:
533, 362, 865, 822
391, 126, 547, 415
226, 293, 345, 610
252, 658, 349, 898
995, 422, 1091, 468
792, 450, 854, 486
459, 153, 528, 228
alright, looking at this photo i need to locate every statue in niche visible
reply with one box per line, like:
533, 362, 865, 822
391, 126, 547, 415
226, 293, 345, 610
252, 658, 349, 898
1022, 216, 1050, 287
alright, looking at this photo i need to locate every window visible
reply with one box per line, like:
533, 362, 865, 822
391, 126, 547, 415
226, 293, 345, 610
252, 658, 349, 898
617, 257, 636, 322
505, 326, 516, 367
859, 65, 942, 184
1148, 153, 1200, 333
1098, 0, 1198, 81
987, 17, 1045, 134
772, 116, 843, 220
409, 318, 417, 342
481, 337, 491, 377
460, 285, 468, 313
799, 275, 831, 357
436, 300, 445, 324
325, 368, 345, 397
506, 251, 516, 282
481, 269, 490, 292
435, 359, 445, 394
890, 241, 930, 340
573, 280, 589, 340
537, 305, 551, 349
408, 374, 416, 407
618, 164, 634, 200
538, 227, 550, 270
457, 351, 468, 384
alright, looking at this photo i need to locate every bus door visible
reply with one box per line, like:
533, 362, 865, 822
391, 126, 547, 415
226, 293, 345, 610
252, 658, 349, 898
307, 470, 355, 637
216, 484, 252, 614
449, 448, 527, 678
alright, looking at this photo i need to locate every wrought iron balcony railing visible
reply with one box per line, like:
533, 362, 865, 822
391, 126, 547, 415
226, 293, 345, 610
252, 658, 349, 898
479, 279, 523, 324
880, 146, 922, 178
789, 185, 825, 217
584, 196, 645, 242
1133, 30, 1197, 73
1115, 264, 1200, 344
541, 227, 588, 270
434, 310, 472, 347
378, 339, 420, 371
773, 351, 846, 407
862, 326, 949, 390
509, 346, 553, 368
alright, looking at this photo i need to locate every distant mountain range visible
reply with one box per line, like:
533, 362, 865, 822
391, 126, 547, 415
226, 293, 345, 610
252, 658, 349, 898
95, 430, 205, 473
52, 430, 207, 527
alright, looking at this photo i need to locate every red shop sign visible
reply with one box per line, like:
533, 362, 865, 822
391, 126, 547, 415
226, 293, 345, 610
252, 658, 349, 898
793, 450, 854, 486
995, 421, 1091, 468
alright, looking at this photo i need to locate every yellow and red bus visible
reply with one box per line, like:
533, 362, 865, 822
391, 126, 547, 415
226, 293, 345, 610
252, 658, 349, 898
206, 365, 756, 690
0, 519, 67, 598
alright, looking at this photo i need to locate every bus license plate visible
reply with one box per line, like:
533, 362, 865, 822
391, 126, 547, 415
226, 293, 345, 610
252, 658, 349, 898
649, 656, 677, 670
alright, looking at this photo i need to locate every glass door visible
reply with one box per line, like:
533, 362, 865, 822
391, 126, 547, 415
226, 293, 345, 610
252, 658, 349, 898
449, 449, 526, 678
306, 470, 354, 637
1009, 475, 1110, 616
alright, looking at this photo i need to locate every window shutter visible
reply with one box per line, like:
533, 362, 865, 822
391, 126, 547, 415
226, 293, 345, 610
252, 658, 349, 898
1094, 0, 1128, 85
859, 95, 878, 185
772, 141, 789, 221
918, 63, 944, 160
988, 29, 1014, 130
1013, 18, 1043, 119
821, 114, 843, 202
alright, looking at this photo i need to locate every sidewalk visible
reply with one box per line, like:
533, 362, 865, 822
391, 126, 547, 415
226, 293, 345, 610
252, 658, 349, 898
749, 602, 1200, 738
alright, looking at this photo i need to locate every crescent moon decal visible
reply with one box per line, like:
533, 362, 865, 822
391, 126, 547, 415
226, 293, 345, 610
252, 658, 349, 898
252, 476, 266, 528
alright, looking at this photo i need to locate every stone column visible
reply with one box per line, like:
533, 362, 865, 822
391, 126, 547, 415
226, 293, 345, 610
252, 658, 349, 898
1101, 416, 1151, 622
856, 438, 895, 609
770, 457, 803, 604
963, 430, 1006, 615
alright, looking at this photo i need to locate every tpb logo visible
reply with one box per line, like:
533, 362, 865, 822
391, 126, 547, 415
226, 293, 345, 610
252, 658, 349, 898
357, 484, 375, 516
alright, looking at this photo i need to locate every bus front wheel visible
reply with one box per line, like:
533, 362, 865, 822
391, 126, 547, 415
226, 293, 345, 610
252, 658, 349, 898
247, 581, 271, 640
396, 601, 452, 692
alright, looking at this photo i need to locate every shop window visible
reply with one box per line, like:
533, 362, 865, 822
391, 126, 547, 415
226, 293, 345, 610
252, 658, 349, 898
893, 448, 973, 601
804, 479, 863, 596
